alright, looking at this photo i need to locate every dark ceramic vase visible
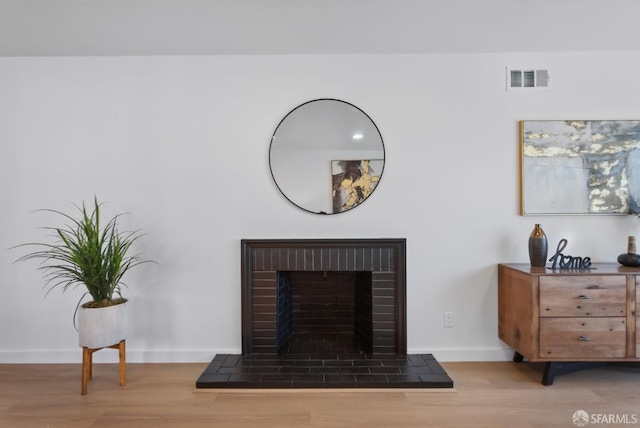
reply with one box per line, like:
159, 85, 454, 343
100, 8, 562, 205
617, 236, 640, 267
528, 224, 548, 267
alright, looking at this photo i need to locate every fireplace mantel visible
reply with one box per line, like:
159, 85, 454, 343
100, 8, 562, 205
240, 238, 407, 356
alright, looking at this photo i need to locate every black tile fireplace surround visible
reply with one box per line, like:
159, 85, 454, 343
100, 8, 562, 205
196, 238, 454, 389
242, 238, 407, 356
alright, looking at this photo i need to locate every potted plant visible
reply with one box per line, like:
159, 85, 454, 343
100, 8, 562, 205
14, 197, 152, 349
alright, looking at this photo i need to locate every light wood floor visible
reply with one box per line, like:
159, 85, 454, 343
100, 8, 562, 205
1, 361, 639, 427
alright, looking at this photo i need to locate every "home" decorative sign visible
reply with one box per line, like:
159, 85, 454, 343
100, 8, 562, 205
548, 239, 592, 269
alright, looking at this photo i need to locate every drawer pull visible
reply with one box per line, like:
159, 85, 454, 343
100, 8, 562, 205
578, 335, 592, 342
586, 285, 602, 289
577, 295, 593, 299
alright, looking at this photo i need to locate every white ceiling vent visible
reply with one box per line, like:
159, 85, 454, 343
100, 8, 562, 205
506, 67, 550, 91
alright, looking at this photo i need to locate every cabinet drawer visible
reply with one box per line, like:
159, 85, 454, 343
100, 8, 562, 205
540, 276, 626, 317
540, 317, 626, 358
637, 318, 640, 358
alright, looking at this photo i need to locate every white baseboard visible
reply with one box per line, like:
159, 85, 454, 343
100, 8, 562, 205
409, 347, 514, 362
0, 347, 514, 364
0, 349, 240, 364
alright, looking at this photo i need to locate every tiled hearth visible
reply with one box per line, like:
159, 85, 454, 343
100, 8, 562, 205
196, 352, 453, 389
196, 239, 454, 389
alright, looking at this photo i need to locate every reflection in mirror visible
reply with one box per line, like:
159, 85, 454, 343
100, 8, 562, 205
269, 99, 385, 214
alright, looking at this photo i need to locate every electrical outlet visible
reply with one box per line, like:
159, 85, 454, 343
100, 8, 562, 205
444, 311, 454, 328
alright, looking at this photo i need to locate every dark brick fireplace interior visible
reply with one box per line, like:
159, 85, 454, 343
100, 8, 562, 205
196, 239, 453, 389
275, 271, 375, 356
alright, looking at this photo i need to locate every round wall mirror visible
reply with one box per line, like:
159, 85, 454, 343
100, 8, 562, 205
269, 99, 385, 214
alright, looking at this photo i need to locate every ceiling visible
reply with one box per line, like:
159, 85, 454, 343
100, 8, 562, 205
1, 0, 640, 57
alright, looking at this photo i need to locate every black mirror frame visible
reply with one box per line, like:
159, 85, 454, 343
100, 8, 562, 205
269, 98, 385, 215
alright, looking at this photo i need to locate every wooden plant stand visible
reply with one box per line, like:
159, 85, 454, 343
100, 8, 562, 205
81, 340, 126, 395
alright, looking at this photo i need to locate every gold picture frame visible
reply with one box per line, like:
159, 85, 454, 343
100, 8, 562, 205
520, 120, 640, 215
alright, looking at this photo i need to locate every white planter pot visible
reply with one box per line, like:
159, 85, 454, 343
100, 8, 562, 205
78, 300, 128, 348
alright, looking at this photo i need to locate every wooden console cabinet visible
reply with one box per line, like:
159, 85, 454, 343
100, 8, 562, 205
498, 263, 640, 384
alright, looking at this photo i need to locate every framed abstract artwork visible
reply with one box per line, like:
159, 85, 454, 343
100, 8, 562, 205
332, 160, 383, 213
520, 120, 640, 215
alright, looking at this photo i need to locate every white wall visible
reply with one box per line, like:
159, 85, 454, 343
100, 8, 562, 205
1, 52, 640, 363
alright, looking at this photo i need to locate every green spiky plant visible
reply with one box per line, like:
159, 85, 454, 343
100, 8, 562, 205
14, 197, 151, 308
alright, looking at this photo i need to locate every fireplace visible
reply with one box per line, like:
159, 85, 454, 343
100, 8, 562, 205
196, 237, 454, 389
241, 238, 406, 356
